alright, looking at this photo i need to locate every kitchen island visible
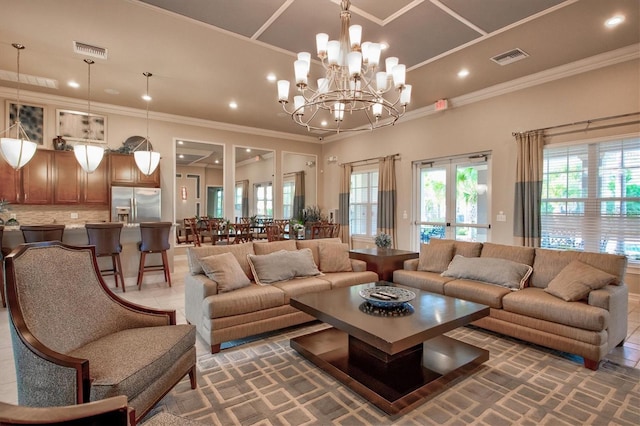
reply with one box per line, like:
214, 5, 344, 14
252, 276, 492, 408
1, 223, 176, 284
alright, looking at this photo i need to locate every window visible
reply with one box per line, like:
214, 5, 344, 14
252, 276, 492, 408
282, 179, 294, 219
349, 169, 378, 236
234, 183, 243, 219
254, 182, 273, 218
542, 136, 640, 261
415, 155, 490, 246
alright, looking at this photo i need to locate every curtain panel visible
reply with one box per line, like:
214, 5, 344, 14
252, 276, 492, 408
377, 155, 397, 248
293, 171, 305, 221
338, 164, 352, 246
513, 131, 544, 247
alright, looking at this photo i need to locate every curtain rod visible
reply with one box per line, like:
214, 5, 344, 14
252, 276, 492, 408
512, 112, 639, 136
339, 153, 400, 166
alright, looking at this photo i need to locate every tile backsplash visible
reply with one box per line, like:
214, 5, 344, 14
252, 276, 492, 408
2, 205, 109, 225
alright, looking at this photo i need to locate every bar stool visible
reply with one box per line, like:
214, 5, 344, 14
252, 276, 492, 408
85, 223, 126, 292
137, 222, 172, 290
20, 224, 65, 243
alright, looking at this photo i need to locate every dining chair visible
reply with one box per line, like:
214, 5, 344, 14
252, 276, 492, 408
265, 224, 285, 241
232, 223, 252, 244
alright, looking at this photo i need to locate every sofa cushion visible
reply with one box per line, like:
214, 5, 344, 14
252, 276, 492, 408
502, 287, 609, 331
444, 279, 512, 309
441, 255, 533, 290
321, 271, 379, 289
187, 243, 255, 280
480, 242, 535, 266
393, 269, 452, 294
296, 238, 342, 266
247, 249, 321, 285
271, 277, 332, 303
544, 260, 617, 302
253, 240, 297, 255
318, 243, 352, 272
198, 252, 251, 293
204, 284, 285, 318
418, 242, 454, 273
69, 324, 195, 402
430, 238, 482, 258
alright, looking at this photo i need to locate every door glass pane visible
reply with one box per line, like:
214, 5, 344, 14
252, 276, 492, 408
419, 168, 447, 222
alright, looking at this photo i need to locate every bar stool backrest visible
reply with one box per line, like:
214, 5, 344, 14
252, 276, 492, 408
20, 225, 66, 243
139, 222, 172, 252
85, 223, 124, 256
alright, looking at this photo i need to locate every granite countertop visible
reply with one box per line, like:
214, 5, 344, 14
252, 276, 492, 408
2, 223, 140, 231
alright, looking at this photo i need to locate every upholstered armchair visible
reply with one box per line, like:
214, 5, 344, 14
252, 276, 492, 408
0, 396, 130, 425
4, 242, 197, 423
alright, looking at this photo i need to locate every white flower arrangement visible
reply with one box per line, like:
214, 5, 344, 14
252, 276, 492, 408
292, 223, 305, 231
375, 233, 392, 248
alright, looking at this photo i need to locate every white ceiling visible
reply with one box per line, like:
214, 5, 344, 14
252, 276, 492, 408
0, 0, 638, 142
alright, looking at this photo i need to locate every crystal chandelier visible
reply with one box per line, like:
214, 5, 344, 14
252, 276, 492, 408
277, 0, 411, 133
134, 72, 160, 176
74, 59, 105, 173
0, 44, 37, 170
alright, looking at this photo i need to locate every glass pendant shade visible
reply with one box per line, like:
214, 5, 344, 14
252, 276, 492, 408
134, 149, 160, 176
74, 144, 105, 173
0, 137, 37, 169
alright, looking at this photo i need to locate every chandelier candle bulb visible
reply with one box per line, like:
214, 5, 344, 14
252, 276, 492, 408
334, 102, 345, 121
294, 96, 305, 115
376, 72, 388, 92
277, 80, 290, 101
392, 64, 406, 88
316, 33, 329, 57
367, 43, 381, 66
318, 78, 329, 94
348, 51, 362, 77
400, 84, 412, 105
349, 25, 362, 48
327, 40, 341, 65
294, 60, 309, 85
386, 57, 399, 75
372, 101, 383, 117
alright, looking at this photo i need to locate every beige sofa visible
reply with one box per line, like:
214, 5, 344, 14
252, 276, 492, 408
185, 238, 378, 353
393, 238, 629, 370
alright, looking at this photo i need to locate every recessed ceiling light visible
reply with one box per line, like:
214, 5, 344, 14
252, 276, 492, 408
229, 101, 238, 109
68, 81, 80, 88
142, 94, 152, 101
214, 159, 219, 164
177, 140, 184, 145
178, 154, 184, 159
266, 73, 277, 82
321, 120, 328, 126
605, 15, 625, 28
246, 148, 251, 153
458, 69, 470, 78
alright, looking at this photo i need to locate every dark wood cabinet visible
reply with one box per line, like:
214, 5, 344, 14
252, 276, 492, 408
53, 151, 109, 205
0, 159, 20, 203
20, 150, 53, 204
109, 153, 160, 187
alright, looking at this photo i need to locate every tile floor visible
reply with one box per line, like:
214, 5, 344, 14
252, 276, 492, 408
1, 254, 639, 406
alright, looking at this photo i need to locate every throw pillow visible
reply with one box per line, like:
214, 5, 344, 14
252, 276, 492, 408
544, 260, 616, 301
247, 249, 321, 285
441, 255, 533, 290
318, 243, 352, 272
198, 252, 251, 293
418, 242, 455, 273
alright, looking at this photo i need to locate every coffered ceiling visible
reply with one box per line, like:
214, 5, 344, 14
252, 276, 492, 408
0, 0, 638, 141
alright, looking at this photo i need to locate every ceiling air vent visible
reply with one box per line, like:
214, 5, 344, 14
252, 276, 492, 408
73, 41, 108, 60
491, 48, 529, 66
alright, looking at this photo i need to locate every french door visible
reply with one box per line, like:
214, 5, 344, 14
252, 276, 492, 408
414, 154, 491, 248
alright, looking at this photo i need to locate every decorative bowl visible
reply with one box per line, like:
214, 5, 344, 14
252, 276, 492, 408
359, 286, 416, 308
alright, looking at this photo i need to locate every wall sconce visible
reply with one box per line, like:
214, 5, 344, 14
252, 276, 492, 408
181, 186, 187, 200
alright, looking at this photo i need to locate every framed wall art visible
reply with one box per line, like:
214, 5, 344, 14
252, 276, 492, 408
5, 101, 45, 145
56, 109, 107, 143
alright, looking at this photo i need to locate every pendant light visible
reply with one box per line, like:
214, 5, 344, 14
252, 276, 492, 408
74, 59, 105, 174
134, 72, 160, 176
0, 44, 37, 170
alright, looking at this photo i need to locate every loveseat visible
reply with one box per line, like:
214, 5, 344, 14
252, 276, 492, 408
393, 238, 629, 370
185, 238, 379, 353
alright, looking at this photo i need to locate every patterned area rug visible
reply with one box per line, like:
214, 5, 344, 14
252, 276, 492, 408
150, 324, 640, 425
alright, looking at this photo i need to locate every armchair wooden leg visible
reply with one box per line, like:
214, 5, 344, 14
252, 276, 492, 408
583, 358, 599, 370
211, 343, 221, 354
189, 365, 197, 389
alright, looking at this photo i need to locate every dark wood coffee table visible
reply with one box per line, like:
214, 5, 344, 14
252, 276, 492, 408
290, 282, 490, 414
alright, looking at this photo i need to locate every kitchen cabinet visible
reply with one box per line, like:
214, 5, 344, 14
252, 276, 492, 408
20, 150, 53, 204
110, 153, 160, 187
0, 158, 20, 203
53, 151, 109, 205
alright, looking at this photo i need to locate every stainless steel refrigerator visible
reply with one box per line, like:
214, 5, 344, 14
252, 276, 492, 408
111, 187, 162, 223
